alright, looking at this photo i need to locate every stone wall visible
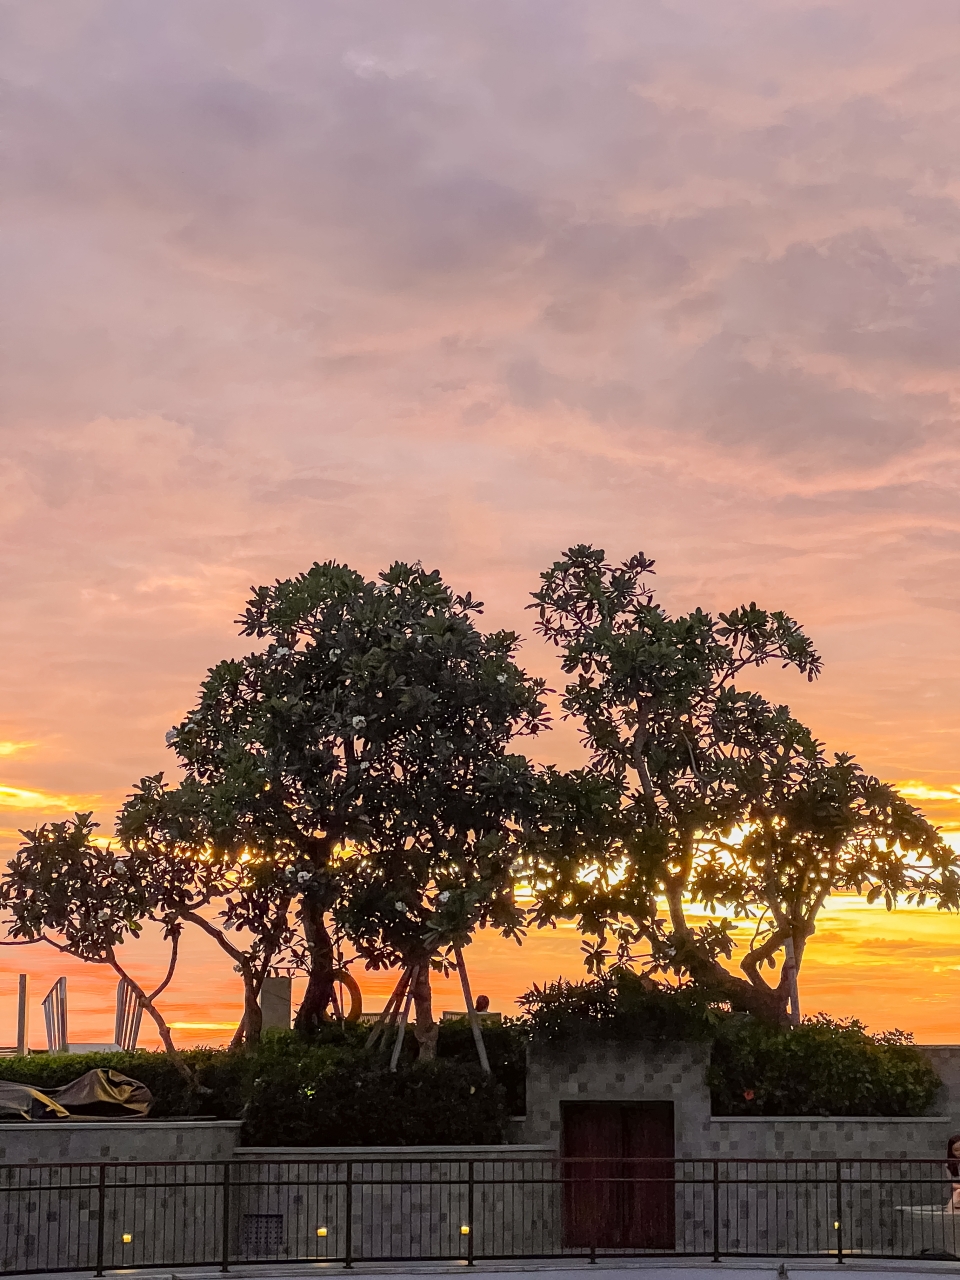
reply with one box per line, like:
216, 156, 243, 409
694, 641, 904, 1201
231, 1144, 557, 1262
520, 1039, 960, 1257
0, 1122, 242, 1274
0, 1118, 242, 1164
524, 1039, 960, 1162
525, 1039, 713, 1155
921, 1046, 960, 1135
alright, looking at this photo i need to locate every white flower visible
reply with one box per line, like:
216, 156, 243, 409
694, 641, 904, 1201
437, 891, 450, 904
359, 761, 370, 771
330, 649, 341, 657
297, 871, 312, 884
275, 646, 291, 656
165, 728, 177, 745
394, 901, 407, 913
97, 910, 110, 922
351, 715, 366, 730
497, 674, 507, 684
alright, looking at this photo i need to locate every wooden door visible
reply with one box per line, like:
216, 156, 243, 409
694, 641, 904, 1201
562, 1101, 675, 1251
621, 1101, 675, 1249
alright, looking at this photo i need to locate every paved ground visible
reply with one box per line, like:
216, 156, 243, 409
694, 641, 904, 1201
19, 1261, 960, 1280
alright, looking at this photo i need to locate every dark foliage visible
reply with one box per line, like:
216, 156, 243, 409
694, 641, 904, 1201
0, 1048, 251, 1119
709, 1014, 941, 1117
519, 970, 720, 1043
436, 1017, 527, 1115
0, 1030, 509, 1144
243, 1052, 504, 1146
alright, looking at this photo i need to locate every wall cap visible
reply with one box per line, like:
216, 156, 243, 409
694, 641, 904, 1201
0, 1119, 243, 1132
235, 1143, 555, 1157
710, 1115, 950, 1124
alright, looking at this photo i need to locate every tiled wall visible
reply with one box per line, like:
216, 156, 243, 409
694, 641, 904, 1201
524, 1039, 960, 1161
525, 1039, 713, 1155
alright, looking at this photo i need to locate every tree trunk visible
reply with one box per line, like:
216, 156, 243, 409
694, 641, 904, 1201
661, 878, 790, 1025
294, 899, 336, 1034
106, 953, 209, 1091
664, 921, 789, 1024
410, 957, 438, 1061
241, 972, 264, 1047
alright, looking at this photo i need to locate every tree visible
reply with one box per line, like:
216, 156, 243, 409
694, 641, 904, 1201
117, 774, 297, 1048
157, 559, 549, 1053
0, 814, 194, 1080
691, 751, 959, 1019
528, 545, 959, 1021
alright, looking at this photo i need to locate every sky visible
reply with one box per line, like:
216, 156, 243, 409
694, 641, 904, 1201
2, 0, 960, 1046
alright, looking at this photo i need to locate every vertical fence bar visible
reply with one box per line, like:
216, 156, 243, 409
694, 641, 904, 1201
220, 1162, 230, 1272
467, 1159, 475, 1265
344, 1161, 353, 1268
712, 1159, 720, 1261
835, 1161, 844, 1265
95, 1163, 106, 1278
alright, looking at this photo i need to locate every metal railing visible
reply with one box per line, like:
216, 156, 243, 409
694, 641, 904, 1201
1, 1156, 959, 1275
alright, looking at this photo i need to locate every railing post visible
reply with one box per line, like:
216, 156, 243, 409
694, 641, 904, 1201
467, 1160, 475, 1266
95, 1163, 106, 1278
220, 1162, 231, 1272
835, 1160, 844, 1265
712, 1160, 720, 1262
344, 1161, 353, 1268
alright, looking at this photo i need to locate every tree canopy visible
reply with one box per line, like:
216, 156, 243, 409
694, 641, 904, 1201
526, 544, 959, 1020
2, 545, 954, 1046
128, 558, 549, 1054
0, 814, 193, 1075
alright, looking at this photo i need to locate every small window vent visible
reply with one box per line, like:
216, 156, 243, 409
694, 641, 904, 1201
242, 1213, 284, 1256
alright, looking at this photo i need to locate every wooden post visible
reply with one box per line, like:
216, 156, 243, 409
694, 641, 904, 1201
388, 965, 417, 1072
15, 975, 28, 1056
784, 936, 801, 1026
365, 967, 412, 1051
453, 945, 491, 1075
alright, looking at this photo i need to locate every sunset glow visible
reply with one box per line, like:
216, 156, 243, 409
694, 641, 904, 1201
3, 0, 960, 1049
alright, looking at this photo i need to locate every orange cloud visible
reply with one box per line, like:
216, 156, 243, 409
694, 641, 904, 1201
2, 0, 960, 1042
0, 785, 99, 813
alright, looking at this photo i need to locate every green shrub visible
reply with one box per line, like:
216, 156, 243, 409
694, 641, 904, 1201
243, 1052, 505, 1146
436, 1017, 527, 1115
519, 970, 719, 1044
709, 1014, 941, 1117
0, 1033, 508, 1144
0, 1048, 247, 1117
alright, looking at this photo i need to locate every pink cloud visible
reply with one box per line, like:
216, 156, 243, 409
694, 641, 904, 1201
3, 0, 960, 1030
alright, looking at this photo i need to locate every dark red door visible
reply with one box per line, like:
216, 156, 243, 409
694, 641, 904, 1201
621, 1101, 675, 1249
562, 1101, 675, 1251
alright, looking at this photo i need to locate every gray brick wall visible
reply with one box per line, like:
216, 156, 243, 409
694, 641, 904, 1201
524, 1039, 957, 1161
0, 1119, 242, 1164
524, 1039, 712, 1155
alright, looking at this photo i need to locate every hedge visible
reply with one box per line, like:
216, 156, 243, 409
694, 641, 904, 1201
519, 971, 719, 1043
709, 1014, 941, 1117
1, 999, 939, 1132
0, 1027, 509, 1144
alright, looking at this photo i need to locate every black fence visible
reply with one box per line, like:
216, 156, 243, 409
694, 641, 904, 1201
1, 1156, 959, 1275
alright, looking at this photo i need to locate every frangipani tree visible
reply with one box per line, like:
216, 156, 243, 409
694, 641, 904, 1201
0, 814, 193, 1077
118, 774, 297, 1047
692, 751, 959, 1018
529, 545, 959, 1021
159, 558, 549, 1050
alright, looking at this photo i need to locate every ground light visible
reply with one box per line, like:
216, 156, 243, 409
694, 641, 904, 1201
121, 1234, 132, 1244
317, 1228, 327, 1237
460, 1226, 470, 1235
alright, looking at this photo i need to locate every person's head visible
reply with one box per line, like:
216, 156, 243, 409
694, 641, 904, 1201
474, 993, 490, 1012
947, 1134, 960, 1172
